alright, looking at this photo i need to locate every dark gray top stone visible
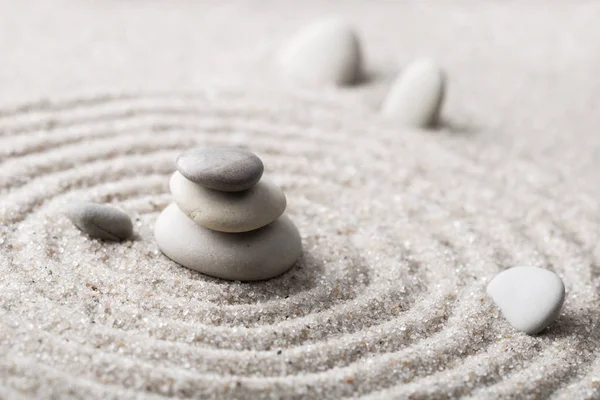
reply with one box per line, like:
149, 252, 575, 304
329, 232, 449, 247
175, 147, 264, 192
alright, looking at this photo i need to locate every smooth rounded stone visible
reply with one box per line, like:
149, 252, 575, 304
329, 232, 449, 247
154, 203, 302, 281
278, 18, 363, 86
487, 266, 566, 335
176, 147, 264, 192
170, 171, 286, 233
381, 58, 446, 128
65, 202, 133, 241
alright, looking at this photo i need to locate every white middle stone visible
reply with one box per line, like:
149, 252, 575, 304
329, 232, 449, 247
170, 171, 287, 233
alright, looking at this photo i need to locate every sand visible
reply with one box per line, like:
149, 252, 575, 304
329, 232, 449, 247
1, 1, 600, 399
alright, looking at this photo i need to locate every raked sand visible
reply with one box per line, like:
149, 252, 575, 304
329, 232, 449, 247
1, 90, 599, 399
1, 1, 600, 399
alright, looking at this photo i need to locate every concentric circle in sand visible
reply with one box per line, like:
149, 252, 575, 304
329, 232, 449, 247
0, 90, 599, 399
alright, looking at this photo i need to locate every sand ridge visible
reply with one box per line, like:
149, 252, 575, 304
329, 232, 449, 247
0, 90, 599, 399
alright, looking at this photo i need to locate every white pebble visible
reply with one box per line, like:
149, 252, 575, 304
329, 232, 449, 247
487, 266, 566, 335
278, 18, 363, 86
381, 58, 445, 128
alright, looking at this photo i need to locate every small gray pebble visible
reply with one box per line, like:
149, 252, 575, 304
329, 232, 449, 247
176, 146, 264, 192
65, 202, 133, 241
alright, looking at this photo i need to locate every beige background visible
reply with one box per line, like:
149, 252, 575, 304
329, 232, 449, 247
1, 0, 599, 194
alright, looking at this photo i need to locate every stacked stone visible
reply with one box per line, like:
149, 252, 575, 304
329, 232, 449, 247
154, 146, 302, 281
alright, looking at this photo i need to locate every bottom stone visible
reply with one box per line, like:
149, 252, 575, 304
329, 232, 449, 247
155, 203, 302, 281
